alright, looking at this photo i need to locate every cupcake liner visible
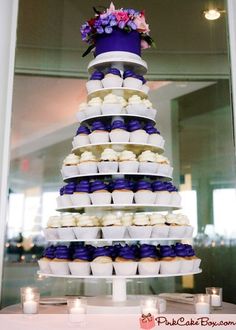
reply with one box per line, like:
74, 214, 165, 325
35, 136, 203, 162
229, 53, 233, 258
61, 165, 79, 178
57, 195, 73, 208
170, 192, 181, 206
138, 261, 160, 275
78, 162, 98, 174
156, 164, 171, 176
98, 161, 119, 173
128, 226, 152, 239
134, 191, 156, 205
180, 259, 194, 273
112, 191, 134, 204
68, 261, 91, 276
70, 193, 91, 206
193, 258, 201, 271
123, 77, 143, 90
113, 262, 138, 276
148, 134, 164, 147
151, 225, 169, 238
86, 80, 102, 93
109, 130, 130, 143
168, 225, 187, 238
147, 108, 157, 120
119, 161, 139, 173
38, 259, 52, 274
126, 104, 145, 116
43, 228, 59, 240
101, 226, 126, 239
85, 105, 101, 118
184, 226, 194, 238
89, 131, 110, 144
57, 227, 76, 240
76, 111, 86, 123
141, 84, 150, 94
102, 76, 123, 88
101, 104, 123, 115
90, 262, 113, 276
138, 162, 158, 174
160, 260, 182, 274
50, 261, 70, 275
155, 191, 171, 205
72, 135, 90, 148
73, 227, 100, 239
90, 192, 112, 205
130, 130, 149, 143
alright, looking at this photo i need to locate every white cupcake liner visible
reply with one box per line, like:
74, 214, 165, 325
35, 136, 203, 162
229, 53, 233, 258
90, 192, 112, 205
138, 162, 158, 174
112, 191, 134, 204
113, 262, 138, 276
68, 261, 91, 276
90, 262, 113, 276
134, 191, 156, 204
89, 131, 110, 144
126, 104, 145, 116
148, 134, 164, 147
123, 77, 143, 90
86, 80, 102, 93
109, 130, 130, 143
119, 161, 139, 173
102, 76, 123, 88
168, 225, 187, 238
101, 103, 123, 115
50, 261, 70, 275
38, 259, 52, 274
151, 225, 169, 238
57, 227, 76, 240
98, 162, 119, 173
57, 195, 73, 208
130, 130, 149, 143
76, 111, 86, 123
73, 227, 100, 239
138, 261, 160, 275
78, 162, 98, 174
156, 164, 171, 176
147, 108, 157, 120
141, 84, 150, 94
102, 226, 126, 239
70, 193, 91, 206
128, 226, 152, 239
170, 192, 181, 206
160, 260, 182, 274
72, 135, 90, 148
155, 191, 171, 205
61, 165, 79, 178
85, 105, 101, 118
180, 259, 194, 273
193, 258, 201, 271
43, 228, 59, 240
184, 226, 194, 238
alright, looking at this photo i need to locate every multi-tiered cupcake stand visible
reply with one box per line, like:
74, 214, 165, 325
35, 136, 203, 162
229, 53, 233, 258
38, 52, 201, 313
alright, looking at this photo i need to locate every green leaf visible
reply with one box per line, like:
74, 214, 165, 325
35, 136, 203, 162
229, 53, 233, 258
82, 44, 95, 57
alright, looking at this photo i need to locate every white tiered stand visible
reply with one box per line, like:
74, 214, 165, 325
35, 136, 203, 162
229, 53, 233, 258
40, 52, 202, 313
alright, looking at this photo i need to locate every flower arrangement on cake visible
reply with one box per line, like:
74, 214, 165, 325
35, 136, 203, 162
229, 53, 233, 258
80, 2, 155, 57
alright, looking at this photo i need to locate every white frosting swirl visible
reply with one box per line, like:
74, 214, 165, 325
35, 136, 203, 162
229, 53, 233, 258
47, 216, 61, 228
88, 97, 102, 106
142, 99, 153, 108
80, 151, 97, 162
150, 213, 166, 225
100, 148, 118, 161
117, 96, 127, 107
63, 153, 80, 166
128, 95, 142, 105
119, 150, 137, 161
103, 93, 119, 104
132, 214, 150, 226
61, 215, 76, 227
156, 154, 170, 164
79, 102, 88, 111
138, 150, 156, 162
175, 214, 190, 225
77, 215, 99, 227
122, 213, 133, 226
102, 214, 122, 226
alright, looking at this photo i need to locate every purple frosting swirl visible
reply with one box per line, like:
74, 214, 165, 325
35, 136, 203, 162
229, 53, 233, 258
185, 244, 195, 257
91, 121, 107, 132
118, 245, 136, 260
160, 245, 176, 258
73, 247, 91, 261
152, 181, 166, 192
90, 180, 108, 193
107, 244, 122, 259
135, 74, 146, 84
144, 123, 160, 135
128, 120, 142, 132
136, 180, 152, 191
76, 125, 90, 135
60, 187, 65, 196
113, 179, 131, 191
140, 244, 158, 259
55, 245, 70, 259
75, 180, 90, 193
90, 71, 104, 80
123, 70, 135, 78
93, 247, 111, 259
43, 246, 55, 259
111, 120, 127, 131
63, 182, 76, 195
107, 68, 121, 77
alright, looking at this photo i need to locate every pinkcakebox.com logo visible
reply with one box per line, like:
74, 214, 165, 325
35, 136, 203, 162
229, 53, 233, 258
139, 315, 236, 329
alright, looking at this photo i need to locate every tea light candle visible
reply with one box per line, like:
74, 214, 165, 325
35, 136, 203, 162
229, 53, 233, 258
194, 294, 210, 314
68, 298, 86, 315
206, 287, 222, 308
211, 293, 221, 307
22, 293, 38, 314
141, 298, 158, 315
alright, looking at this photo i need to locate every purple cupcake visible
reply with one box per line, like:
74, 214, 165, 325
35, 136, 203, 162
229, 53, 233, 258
90, 180, 112, 205
70, 180, 91, 206
69, 246, 91, 276
102, 68, 123, 88
86, 70, 104, 93
123, 70, 143, 90
90, 246, 113, 276
89, 120, 110, 144
73, 125, 90, 148
50, 245, 70, 275
109, 119, 130, 143
128, 119, 149, 144
112, 179, 134, 205
134, 180, 156, 205
114, 245, 138, 275
144, 123, 164, 147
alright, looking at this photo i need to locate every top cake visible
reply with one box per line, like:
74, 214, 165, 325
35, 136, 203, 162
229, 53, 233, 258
80, 2, 154, 57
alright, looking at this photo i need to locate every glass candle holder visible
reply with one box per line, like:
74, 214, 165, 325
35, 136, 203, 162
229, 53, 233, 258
21, 291, 40, 314
194, 294, 211, 314
140, 297, 158, 315
67, 297, 87, 314
206, 287, 222, 309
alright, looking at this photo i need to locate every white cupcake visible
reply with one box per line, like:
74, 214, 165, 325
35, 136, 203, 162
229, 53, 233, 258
78, 151, 98, 174
138, 260, 160, 275
123, 76, 143, 90
160, 258, 182, 274
113, 261, 138, 276
91, 256, 113, 276
165, 214, 187, 238
101, 93, 123, 115
119, 150, 139, 173
50, 260, 70, 275
126, 95, 146, 116
61, 154, 80, 178
86, 97, 102, 117
73, 215, 100, 239
98, 148, 119, 173
57, 215, 76, 240
121, 213, 134, 227
102, 69, 123, 88
69, 261, 91, 276
128, 214, 152, 238
156, 155, 172, 176
143, 100, 157, 120
138, 150, 158, 173
150, 214, 169, 238
44, 216, 61, 240
101, 215, 126, 239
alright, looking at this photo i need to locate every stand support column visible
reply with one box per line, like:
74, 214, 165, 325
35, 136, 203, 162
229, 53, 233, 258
112, 278, 127, 302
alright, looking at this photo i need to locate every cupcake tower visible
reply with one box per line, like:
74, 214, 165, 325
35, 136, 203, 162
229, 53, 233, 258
38, 4, 202, 306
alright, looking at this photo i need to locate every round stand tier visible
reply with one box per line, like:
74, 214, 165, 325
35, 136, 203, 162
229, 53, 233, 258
72, 142, 164, 155
47, 237, 192, 243
63, 172, 172, 183
87, 87, 147, 101
79, 113, 156, 125
87, 51, 147, 75
56, 204, 180, 213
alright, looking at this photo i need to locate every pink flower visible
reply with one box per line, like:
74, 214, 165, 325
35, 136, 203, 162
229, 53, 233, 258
133, 15, 150, 33
141, 39, 150, 49
115, 11, 129, 23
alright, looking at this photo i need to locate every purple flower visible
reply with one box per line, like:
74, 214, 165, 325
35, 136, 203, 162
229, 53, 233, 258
101, 19, 110, 26
127, 21, 137, 30
94, 19, 102, 28
110, 20, 117, 26
105, 26, 113, 34
118, 21, 126, 29
96, 26, 104, 34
